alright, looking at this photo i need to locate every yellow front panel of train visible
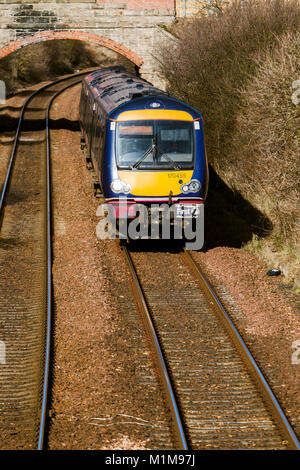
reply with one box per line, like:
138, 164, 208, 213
116, 109, 194, 122
118, 170, 194, 197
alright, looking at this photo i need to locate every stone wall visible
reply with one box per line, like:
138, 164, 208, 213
0, 1, 178, 85
0, 1, 230, 86
176, 0, 231, 17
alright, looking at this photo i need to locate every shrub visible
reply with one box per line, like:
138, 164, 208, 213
158, 0, 300, 280
229, 30, 300, 244
158, 0, 300, 243
159, 0, 300, 168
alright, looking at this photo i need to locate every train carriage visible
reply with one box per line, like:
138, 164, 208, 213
79, 66, 208, 232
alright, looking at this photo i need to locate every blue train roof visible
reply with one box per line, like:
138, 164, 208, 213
83, 66, 166, 114
83, 66, 202, 120
109, 94, 202, 121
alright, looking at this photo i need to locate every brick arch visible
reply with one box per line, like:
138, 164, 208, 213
0, 30, 144, 66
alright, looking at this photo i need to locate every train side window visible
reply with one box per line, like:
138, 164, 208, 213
96, 116, 102, 160
87, 97, 93, 137
80, 87, 87, 127
97, 115, 105, 164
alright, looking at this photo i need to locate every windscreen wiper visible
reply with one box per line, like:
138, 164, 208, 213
154, 132, 182, 170
158, 150, 182, 170
132, 142, 183, 171
132, 144, 155, 169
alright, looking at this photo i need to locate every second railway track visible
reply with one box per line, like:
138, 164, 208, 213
0, 73, 87, 449
121, 243, 300, 450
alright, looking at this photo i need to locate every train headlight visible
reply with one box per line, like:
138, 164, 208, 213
181, 179, 201, 194
189, 180, 201, 192
111, 180, 131, 194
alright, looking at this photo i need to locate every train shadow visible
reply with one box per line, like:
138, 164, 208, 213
203, 166, 272, 250
127, 166, 271, 254
49, 118, 80, 132
127, 238, 185, 254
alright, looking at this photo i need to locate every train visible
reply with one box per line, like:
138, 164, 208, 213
79, 66, 208, 239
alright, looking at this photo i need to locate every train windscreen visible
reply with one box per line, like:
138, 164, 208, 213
116, 120, 194, 170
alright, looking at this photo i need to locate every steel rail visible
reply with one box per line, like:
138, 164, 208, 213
0, 72, 88, 449
181, 248, 300, 450
38, 77, 87, 450
121, 244, 189, 450
0, 71, 88, 224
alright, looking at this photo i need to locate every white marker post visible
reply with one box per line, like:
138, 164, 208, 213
0, 341, 6, 365
291, 79, 300, 106
0, 80, 6, 105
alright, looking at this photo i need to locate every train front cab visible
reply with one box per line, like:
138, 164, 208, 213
103, 101, 208, 236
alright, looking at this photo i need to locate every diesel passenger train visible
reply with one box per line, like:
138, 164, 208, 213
79, 66, 208, 229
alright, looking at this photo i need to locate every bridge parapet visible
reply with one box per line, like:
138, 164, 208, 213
0, 1, 224, 86
0, 1, 179, 86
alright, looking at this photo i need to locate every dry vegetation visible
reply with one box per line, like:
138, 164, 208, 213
158, 0, 300, 286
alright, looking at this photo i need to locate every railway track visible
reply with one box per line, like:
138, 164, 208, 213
0, 72, 87, 449
1, 71, 298, 451
121, 243, 300, 450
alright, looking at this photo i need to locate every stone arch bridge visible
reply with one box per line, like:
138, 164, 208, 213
0, 0, 207, 86
0, 1, 222, 86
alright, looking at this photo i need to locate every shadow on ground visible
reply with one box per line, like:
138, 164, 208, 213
203, 166, 271, 250
127, 166, 271, 253
0, 114, 80, 132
